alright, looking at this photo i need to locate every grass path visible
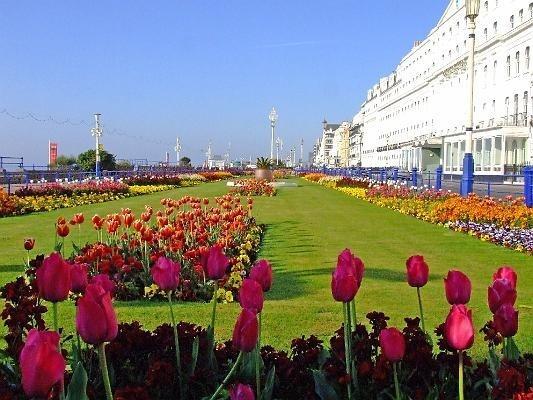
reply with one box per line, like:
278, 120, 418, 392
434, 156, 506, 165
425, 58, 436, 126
0, 179, 531, 356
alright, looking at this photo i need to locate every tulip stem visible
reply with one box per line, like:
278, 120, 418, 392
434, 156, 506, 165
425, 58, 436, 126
209, 351, 243, 400
350, 300, 357, 331
168, 292, 184, 397
256, 312, 262, 400
97, 343, 113, 400
458, 351, 464, 400
393, 362, 401, 400
416, 287, 426, 333
343, 303, 352, 400
211, 281, 218, 332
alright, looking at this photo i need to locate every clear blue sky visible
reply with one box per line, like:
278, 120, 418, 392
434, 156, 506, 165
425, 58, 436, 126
0, 1, 449, 166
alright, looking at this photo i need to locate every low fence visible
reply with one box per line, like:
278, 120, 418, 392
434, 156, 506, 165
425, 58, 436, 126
297, 166, 533, 208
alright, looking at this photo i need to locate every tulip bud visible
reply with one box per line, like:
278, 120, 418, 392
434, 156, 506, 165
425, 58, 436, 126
71, 263, 89, 294
230, 383, 255, 400
249, 259, 273, 292
90, 274, 117, 296
444, 270, 471, 305
23, 238, 35, 251
493, 266, 517, 289
444, 304, 475, 351
56, 223, 70, 237
488, 278, 517, 314
204, 245, 230, 280
406, 255, 429, 287
232, 309, 258, 352
20, 329, 65, 398
493, 303, 518, 337
239, 279, 264, 314
36, 253, 71, 302
76, 283, 118, 345
379, 327, 406, 362
151, 256, 181, 292
331, 249, 364, 303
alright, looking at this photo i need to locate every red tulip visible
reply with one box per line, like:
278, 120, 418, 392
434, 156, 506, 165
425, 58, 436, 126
36, 252, 71, 302
406, 255, 429, 287
74, 213, 85, 224
76, 283, 118, 345
20, 329, 65, 398
444, 270, 471, 305
493, 266, 517, 289
71, 263, 89, 294
204, 245, 230, 280
239, 279, 264, 314
444, 304, 475, 351
230, 383, 255, 400
249, 259, 273, 292
493, 303, 519, 337
151, 256, 181, 291
232, 309, 258, 352
24, 238, 35, 251
331, 249, 364, 302
379, 327, 406, 362
488, 278, 517, 313
90, 274, 117, 296
56, 223, 70, 237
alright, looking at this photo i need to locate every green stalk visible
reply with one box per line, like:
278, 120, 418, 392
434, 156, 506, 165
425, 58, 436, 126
210, 281, 218, 331
393, 362, 401, 400
256, 312, 262, 400
416, 287, 426, 333
168, 292, 184, 397
458, 351, 464, 400
343, 303, 352, 400
97, 343, 113, 400
350, 300, 357, 331
209, 351, 243, 400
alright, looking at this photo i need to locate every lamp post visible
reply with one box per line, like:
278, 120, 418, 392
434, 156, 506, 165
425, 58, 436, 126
91, 113, 103, 178
269, 107, 278, 160
174, 137, 181, 166
460, 0, 481, 196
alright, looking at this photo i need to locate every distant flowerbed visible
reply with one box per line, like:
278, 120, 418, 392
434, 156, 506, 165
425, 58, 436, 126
231, 179, 277, 197
305, 175, 533, 254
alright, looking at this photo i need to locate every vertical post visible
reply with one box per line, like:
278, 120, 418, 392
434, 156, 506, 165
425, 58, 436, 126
487, 181, 491, 197
92, 113, 103, 178
460, 14, 477, 196
524, 166, 533, 207
411, 168, 418, 188
392, 167, 399, 181
24, 171, 29, 187
435, 165, 443, 190
380, 168, 386, 182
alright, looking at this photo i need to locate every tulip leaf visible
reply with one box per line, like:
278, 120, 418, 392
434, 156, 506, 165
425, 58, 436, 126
260, 366, 276, 400
189, 335, 199, 376
239, 351, 255, 380
312, 369, 339, 400
66, 362, 89, 400
503, 337, 520, 361
487, 348, 500, 374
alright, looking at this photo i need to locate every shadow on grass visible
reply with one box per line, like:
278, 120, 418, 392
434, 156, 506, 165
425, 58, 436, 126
0, 265, 25, 273
366, 267, 440, 283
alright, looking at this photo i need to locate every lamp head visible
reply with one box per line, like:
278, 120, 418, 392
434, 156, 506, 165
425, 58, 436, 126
465, 0, 480, 19
268, 107, 278, 124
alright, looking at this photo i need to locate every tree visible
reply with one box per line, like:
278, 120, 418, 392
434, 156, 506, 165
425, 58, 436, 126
116, 160, 133, 171
54, 155, 77, 168
179, 157, 191, 167
77, 149, 117, 172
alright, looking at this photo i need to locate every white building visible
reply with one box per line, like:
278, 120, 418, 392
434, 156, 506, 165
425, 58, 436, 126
314, 121, 341, 166
315, 0, 533, 177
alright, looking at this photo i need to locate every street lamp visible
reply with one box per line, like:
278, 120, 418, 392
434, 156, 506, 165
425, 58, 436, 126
268, 107, 278, 160
91, 113, 103, 178
460, 0, 481, 196
174, 137, 181, 166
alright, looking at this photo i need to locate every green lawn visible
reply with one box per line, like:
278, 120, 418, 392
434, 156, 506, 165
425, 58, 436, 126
0, 179, 531, 357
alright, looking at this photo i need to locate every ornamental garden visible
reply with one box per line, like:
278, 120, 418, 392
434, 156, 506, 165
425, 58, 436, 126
0, 172, 531, 399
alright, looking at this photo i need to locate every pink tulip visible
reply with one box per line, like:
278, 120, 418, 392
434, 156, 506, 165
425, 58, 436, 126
151, 256, 181, 291
493, 266, 517, 289
379, 327, 406, 362
406, 255, 429, 287
204, 245, 230, 280
90, 274, 117, 296
36, 252, 71, 302
232, 309, 258, 352
488, 278, 517, 314
230, 383, 255, 400
249, 259, 273, 292
444, 304, 475, 351
493, 303, 519, 337
20, 329, 65, 398
76, 283, 118, 345
239, 279, 264, 314
444, 270, 471, 305
331, 249, 364, 303
71, 263, 89, 294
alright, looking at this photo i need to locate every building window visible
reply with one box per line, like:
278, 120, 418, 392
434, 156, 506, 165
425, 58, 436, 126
493, 60, 498, 83
526, 47, 530, 70
524, 91, 529, 117
530, 3, 533, 18
493, 21, 498, 33
516, 51, 520, 74
484, 1, 489, 12
506, 55, 511, 77
510, 15, 514, 28
484, 27, 488, 40
519, 9, 524, 22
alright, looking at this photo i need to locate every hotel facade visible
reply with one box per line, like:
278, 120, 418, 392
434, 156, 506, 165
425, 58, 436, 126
313, 0, 533, 178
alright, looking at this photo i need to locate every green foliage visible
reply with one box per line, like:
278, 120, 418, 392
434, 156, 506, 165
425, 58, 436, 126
180, 157, 192, 167
116, 160, 133, 171
256, 157, 273, 169
77, 149, 117, 172
54, 155, 77, 167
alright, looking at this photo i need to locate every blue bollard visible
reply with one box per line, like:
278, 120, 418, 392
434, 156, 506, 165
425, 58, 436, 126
524, 167, 533, 207
487, 182, 491, 197
392, 167, 398, 181
380, 168, 386, 182
435, 166, 443, 190
24, 171, 29, 187
411, 168, 418, 188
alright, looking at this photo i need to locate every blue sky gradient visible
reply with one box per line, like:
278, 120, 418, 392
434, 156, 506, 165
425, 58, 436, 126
0, 1, 450, 165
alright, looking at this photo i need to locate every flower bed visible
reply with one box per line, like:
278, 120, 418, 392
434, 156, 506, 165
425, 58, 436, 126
0, 248, 530, 399
122, 173, 208, 186
14, 181, 129, 197
50, 194, 262, 301
308, 176, 533, 255
230, 179, 276, 197
200, 171, 234, 181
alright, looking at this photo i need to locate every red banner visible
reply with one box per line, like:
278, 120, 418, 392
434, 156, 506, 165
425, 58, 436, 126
49, 141, 58, 165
